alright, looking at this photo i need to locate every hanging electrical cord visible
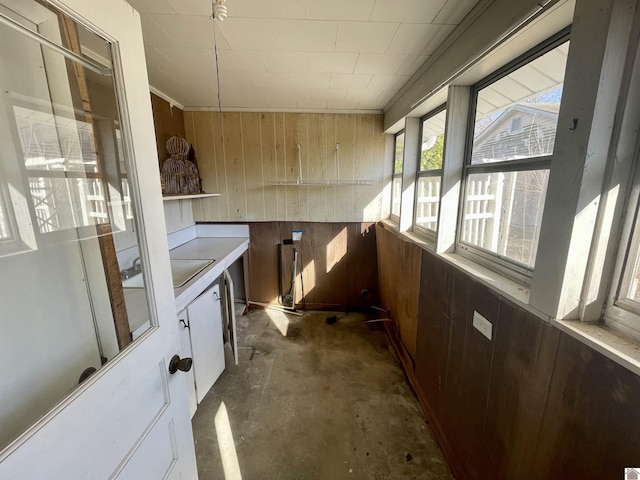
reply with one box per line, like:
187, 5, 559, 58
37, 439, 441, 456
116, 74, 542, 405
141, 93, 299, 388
210, 1, 226, 135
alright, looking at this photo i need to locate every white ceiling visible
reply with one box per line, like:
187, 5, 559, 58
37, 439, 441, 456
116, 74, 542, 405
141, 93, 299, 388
126, 0, 480, 111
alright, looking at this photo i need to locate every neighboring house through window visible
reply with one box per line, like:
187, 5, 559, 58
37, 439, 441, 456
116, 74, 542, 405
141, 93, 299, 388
458, 32, 570, 282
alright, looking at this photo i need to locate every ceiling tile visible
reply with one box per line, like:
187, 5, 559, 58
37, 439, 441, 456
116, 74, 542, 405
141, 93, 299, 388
367, 74, 411, 91
235, 0, 306, 19
433, 0, 479, 24
149, 14, 231, 49
216, 50, 267, 72
396, 54, 429, 75
335, 22, 399, 54
386, 23, 455, 55
167, 0, 211, 16
216, 18, 281, 50
251, 72, 331, 89
156, 47, 214, 66
127, 0, 175, 14
376, 89, 397, 104
140, 15, 177, 47
144, 46, 175, 69
296, 98, 329, 109
309, 53, 358, 74
263, 52, 310, 73
370, 0, 448, 24
330, 74, 372, 89
354, 54, 408, 75
277, 19, 338, 52
328, 98, 360, 109
345, 88, 383, 104
312, 88, 347, 102
306, 0, 376, 21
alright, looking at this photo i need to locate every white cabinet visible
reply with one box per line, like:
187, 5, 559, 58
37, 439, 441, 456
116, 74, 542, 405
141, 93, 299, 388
179, 284, 226, 411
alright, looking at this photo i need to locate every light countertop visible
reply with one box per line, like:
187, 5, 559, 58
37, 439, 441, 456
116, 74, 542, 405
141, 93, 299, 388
170, 236, 249, 311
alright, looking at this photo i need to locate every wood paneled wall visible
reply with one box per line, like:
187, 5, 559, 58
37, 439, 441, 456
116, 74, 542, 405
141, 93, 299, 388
376, 222, 421, 361
183, 112, 388, 223
246, 221, 378, 309
150, 93, 186, 167
376, 223, 640, 479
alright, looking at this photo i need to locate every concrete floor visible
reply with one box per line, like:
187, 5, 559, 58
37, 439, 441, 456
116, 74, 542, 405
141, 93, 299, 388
192, 309, 452, 480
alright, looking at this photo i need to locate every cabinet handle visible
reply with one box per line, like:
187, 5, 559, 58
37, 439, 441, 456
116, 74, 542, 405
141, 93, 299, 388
168, 355, 193, 374
179, 318, 189, 329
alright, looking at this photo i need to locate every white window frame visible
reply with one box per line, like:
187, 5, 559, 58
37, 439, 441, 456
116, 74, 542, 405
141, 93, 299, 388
603, 144, 640, 342
414, 104, 446, 240
390, 130, 404, 222
456, 30, 570, 285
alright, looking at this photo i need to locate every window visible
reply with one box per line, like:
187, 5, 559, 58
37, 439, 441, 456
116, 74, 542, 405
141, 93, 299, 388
606, 162, 640, 340
458, 33, 570, 281
391, 131, 404, 219
414, 106, 446, 235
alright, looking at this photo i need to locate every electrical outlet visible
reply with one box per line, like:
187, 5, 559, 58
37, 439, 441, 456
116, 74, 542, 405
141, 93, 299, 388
472, 311, 493, 340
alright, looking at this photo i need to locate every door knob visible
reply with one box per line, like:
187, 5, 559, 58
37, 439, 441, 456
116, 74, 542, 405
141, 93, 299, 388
168, 354, 193, 374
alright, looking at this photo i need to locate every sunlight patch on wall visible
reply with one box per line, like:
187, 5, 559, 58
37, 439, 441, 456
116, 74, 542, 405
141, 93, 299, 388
326, 227, 347, 274
296, 258, 315, 302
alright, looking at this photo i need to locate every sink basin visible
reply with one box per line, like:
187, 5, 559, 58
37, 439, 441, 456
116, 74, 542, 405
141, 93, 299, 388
122, 259, 215, 289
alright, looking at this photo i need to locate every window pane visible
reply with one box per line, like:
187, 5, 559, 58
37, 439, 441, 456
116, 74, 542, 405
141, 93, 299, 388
471, 41, 569, 165
394, 133, 404, 174
623, 249, 640, 304
461, 170, 549, 268
29, 177, 109, 233
391, 176, 402, 217
15, 106, 100, 174
421, 110, 446, 171
415, 176, 441, 231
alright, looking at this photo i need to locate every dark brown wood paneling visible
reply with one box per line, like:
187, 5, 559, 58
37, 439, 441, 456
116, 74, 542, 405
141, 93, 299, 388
247, 222, 280, 303
150, 93, 186, 167
375, 223, 421, 362
415, 250, 453, 428
482, 301, 559, 479
246, 222, 378, 309
378, 224, 640, 480
532, 332, 640, 479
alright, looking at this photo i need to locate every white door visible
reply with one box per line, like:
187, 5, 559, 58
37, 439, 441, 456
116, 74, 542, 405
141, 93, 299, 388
0, 0, 198, 478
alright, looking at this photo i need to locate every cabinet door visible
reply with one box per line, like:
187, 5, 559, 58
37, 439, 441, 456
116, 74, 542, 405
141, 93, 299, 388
177, 309, 197, 418
188, 285, 225, 403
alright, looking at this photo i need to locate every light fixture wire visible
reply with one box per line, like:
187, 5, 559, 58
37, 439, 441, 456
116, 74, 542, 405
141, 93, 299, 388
211, 2, 224, 134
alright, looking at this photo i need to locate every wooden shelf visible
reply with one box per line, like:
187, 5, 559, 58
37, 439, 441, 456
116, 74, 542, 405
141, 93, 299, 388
162, 193, 221, 202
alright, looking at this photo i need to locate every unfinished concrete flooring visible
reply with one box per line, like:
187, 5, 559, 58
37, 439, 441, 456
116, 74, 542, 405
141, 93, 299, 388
192, 310, 452, 480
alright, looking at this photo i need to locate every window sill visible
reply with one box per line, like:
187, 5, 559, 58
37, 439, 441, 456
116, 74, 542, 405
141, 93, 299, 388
380, 219, 547, 320
379, 221, 640, 376
552, 319, 640, 377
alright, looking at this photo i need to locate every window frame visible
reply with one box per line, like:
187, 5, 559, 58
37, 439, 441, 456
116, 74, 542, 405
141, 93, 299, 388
413, 104, 446, 239
390, 129, 405, 222
604, 144, 640, 341
456, 28, 571, 285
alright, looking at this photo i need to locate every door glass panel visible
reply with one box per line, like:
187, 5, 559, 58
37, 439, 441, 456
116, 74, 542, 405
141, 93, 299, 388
0, 0, 153, 451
